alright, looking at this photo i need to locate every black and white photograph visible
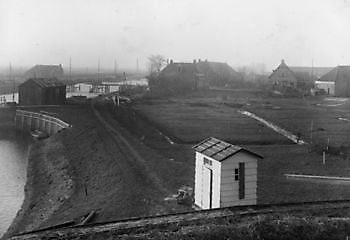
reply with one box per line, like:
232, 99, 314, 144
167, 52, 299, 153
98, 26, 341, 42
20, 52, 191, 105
1, 0, 350, 239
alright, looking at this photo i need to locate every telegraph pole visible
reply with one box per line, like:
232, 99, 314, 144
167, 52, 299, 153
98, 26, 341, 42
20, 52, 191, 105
10, 63, 15, 102
97, 58, 100, 83
136, 58, 139, 74
69, 57, 72, 83
114, 59, 117, 80
310, 120, 314, 144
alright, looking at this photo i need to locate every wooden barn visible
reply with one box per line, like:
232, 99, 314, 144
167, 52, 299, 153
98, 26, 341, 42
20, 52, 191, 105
18, 78, 66, 105
193, 137, 263, 209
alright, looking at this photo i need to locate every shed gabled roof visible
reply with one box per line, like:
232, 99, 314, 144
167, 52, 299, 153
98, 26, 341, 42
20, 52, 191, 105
193, 137, 263, 162
20, 78, 65, 88
26, 64, 64, 79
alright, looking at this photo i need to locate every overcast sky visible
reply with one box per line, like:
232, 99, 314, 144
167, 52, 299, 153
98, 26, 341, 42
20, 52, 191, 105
1, 0, 350, 72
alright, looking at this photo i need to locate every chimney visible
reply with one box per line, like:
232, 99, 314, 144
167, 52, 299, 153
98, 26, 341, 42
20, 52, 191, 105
281, 59, 285, 64
170, 59, 173, 64
193, 59, 197, 64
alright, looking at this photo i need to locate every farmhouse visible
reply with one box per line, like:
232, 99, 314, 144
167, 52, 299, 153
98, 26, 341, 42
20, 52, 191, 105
319, 66, 350, 96
19, 78, 66, 105
25, 64, 64, 79
270, 60, 317, 93
193, 137, 262, 209
153, 60, 242, 92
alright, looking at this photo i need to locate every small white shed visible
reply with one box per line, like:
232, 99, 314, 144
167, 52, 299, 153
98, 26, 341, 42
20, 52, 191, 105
315, 80, 335, 95
193, 137, 263, 209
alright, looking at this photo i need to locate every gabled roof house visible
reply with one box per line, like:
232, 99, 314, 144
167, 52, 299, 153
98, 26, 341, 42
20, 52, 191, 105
269, 60, 317, 93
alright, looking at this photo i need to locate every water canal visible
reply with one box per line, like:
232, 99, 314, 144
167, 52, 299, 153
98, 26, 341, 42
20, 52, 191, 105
0, 109, 31, 237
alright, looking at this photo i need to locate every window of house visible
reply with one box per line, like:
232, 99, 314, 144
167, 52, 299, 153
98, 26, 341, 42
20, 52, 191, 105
204, 157, 212, 166
234, 168, 239, 181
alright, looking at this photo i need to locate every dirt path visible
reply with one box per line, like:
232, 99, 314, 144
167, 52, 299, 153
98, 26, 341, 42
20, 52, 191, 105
238, 110, 307, 145
90, 98, 170, 196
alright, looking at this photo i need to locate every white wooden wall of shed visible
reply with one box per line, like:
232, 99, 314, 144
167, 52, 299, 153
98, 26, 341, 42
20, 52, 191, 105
220, 152, 257, 207
315, 81, 335, 95
194, 152, 221, 209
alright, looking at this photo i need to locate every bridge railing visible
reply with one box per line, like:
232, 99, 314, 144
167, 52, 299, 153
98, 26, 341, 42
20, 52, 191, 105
15, 109, 71, 135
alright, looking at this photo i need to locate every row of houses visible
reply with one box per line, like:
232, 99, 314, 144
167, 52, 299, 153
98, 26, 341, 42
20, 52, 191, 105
269, 60, 350, 96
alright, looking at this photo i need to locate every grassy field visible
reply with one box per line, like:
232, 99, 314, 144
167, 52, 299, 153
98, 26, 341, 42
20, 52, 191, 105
131, 96, 289, 145
248, 97, 350, 149
112, 89, 350, 204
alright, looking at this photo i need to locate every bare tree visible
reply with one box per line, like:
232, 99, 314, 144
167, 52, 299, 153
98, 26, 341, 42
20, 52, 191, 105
147, 54, 166, 77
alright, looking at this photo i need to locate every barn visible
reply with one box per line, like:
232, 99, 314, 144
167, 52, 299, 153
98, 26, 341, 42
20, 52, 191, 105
319, 66, 350, 96
19, 78, 66, 105
193, 137, 263, 209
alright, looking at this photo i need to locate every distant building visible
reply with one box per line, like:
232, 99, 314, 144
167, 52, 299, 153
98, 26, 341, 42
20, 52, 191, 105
153, 60, 242, 93
318, 66, 350, 96
25, 64, 64, 80
314, 81, 335, 95
269, 60, 317, 93
19, 78, 66, 105
193, 137, 262, 209
101, 82, 120, 93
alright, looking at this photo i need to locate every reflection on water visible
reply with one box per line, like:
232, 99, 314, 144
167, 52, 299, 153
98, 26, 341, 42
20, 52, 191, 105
0, 132, 30, 236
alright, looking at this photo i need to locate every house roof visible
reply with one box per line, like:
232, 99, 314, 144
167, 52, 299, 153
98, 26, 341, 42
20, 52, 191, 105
26, 64, 64, 79
319, 66, 350, 83
20, 78, 65, 88
269, 60, 317, 82
289, 66, 333, 78
160, 61, 242, 81
193, 137, 263, 162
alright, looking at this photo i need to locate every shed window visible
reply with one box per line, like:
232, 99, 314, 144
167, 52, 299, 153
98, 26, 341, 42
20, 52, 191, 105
204, 158, 212, 166
234, 168, 239, 181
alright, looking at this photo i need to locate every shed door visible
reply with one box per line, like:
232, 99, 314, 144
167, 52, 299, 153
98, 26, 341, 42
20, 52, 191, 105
239, 162, 245, 199
201, 167, 213, 209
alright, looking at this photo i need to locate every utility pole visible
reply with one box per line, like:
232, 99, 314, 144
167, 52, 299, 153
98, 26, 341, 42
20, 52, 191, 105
97, 58, 101, 83
136, 58, 139, 74
310, 120, 314, 144
114, 59, 117, 81
69, 57, 72, 83
311, 59, 314, 82
10, 63, 14, 103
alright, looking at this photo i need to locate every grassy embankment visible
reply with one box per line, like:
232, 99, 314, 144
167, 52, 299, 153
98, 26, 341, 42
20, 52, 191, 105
110, 89, 350, 204
7, 101, 192, 237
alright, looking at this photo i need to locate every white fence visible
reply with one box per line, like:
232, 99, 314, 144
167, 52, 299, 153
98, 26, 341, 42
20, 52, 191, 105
15, 109, 71, 135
